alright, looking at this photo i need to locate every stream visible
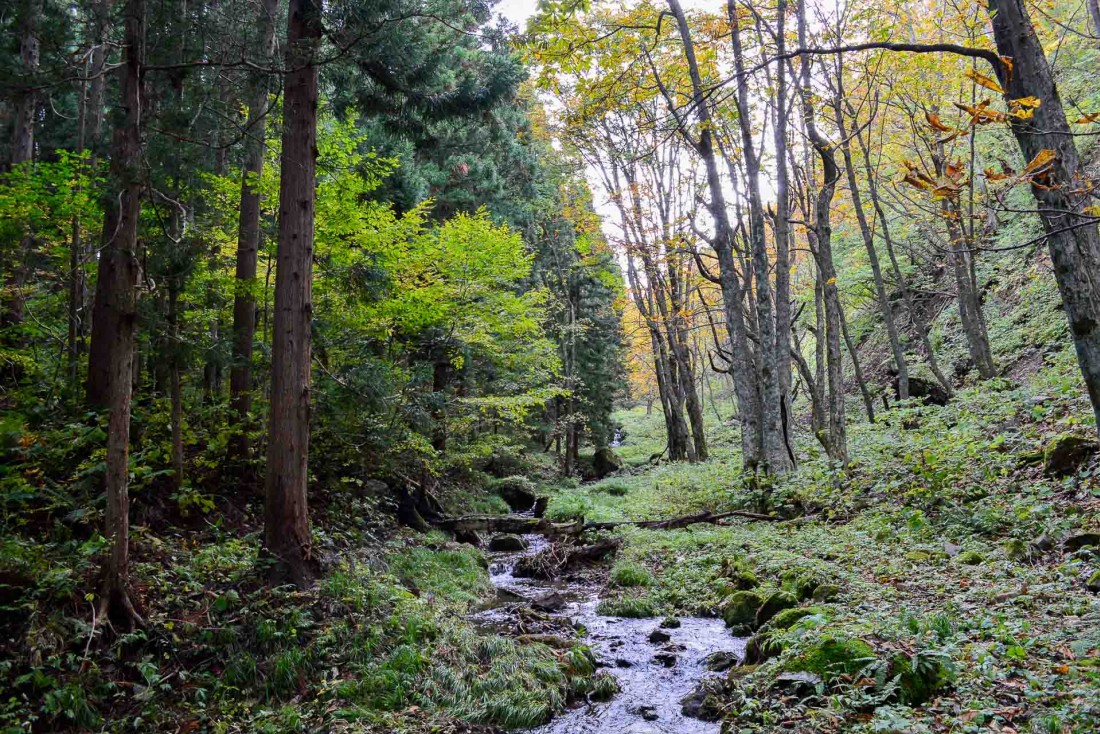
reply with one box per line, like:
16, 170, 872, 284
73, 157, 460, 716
470, 533, 746, 734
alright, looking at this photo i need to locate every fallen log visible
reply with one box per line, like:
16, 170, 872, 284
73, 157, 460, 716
433, 509, 782, 537
433, 514, 584, 536
514, 538, 622, 579
586, 509, 783, 530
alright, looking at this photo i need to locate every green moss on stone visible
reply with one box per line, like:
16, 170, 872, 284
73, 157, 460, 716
721, 590, 763, 633
784, 636, 875, 683
755, 591, 798, 627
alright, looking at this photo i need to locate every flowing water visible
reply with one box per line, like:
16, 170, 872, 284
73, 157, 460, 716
471, 534, 746, 734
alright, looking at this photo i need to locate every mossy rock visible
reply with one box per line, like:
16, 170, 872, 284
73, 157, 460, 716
784, 636, 875, 684
955, 550, 984, 565
768, 606, 827, 631
905, 550, 932, 563
811, 584, 840, 602
755, 591, 798, 627
1086, 569, 1100, 593
889, 652, 954, 705
1003, 538, 1031, 562
1043, 434, 1098, 476
721, 590, 763, 633
780, 570, 821, 600
743, 631, 784, 664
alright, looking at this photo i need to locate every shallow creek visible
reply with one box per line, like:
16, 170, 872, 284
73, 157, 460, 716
470, 534, 746, 734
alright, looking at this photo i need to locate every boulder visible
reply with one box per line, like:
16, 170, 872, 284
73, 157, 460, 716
781, 570, 822, 601
532, 496, 549, 517
889, 652, 954, 705
955, 550, 984, 565
648, 629, 672, 644
531, 591, 566, 613
653, 652, 677, 667
811, 584, 840, 602
768, 606, 826, 631
659, 616, 682, 629
783, 636, 875, 684
488, 534, 528, 552
493, 476, 538, 511
1063, 532, 1100, 552
704, 651, 739, 672
1086, 569, 1100, 593
593, 447, 624, 478
899, 376, 949, 406
681, 678, 724, 721
453, 529, 483, 547
772, 671, 822, 696
755, 591, 798, 627
721, 590, 763, 633
1043, 435, 1099, 477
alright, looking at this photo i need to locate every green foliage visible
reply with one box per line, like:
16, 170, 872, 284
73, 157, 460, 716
608, 561, 654, 588
595, 595, 658, 618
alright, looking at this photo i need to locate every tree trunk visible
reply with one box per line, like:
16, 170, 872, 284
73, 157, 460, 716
728, 0, 789, 473
840, 303, 875, 423
98, 0, 145, 628
666, 0, 763, 471
834, 90, 909, 398
799, 0, 847, 463
264, 0, 322, 588
987, 0, 1100, 432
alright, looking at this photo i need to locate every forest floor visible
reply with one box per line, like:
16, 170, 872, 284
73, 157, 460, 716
4, 351, 1100, 733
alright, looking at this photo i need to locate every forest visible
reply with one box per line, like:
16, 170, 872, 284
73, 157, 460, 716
1, 0, 1099, 731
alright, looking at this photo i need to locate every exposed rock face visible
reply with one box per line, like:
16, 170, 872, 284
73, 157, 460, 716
593, 447, 624, 478
897, 376, 950, 406
531, 591, 566, 613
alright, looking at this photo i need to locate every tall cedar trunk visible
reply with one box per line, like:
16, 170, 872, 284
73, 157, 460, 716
729, 0, 789, 473
2, 0, 41, 347
772, 0, 795, 463
264, 0, 321, 588
98, 0, 145, 627
986, 0, 1100, 433
667, 0, 762, 470
833, 91, 910, 398
799, 0, 847, 463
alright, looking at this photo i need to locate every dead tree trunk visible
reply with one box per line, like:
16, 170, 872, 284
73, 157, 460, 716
264, 0, 322, 588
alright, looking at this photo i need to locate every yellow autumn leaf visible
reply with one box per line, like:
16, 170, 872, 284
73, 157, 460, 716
1010, 96, 1041, 109
964, 67, 1004, 93
826, 277, 837, 285
1084, 205, 1100, 217
1074, 112, 1100, 124
1024, 149, 1056, 174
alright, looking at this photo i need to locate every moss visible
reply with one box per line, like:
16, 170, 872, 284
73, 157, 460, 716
1086, 569, 1100, 593
755, 591, 798, 627
721, 590, 763, 633
956, 550, 984, 565
811, 584, 840, 602
768, 606, 827, 631
781, 570, 821, 600
889, 652, 955, 705
784, 636, 875, 683
905, 550, 931, 562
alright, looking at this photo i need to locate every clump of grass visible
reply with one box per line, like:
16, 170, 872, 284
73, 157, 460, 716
596, 595, 658, 618
546, 495, 593, 522
609, 561, 654, 588
596, 480, 631, 497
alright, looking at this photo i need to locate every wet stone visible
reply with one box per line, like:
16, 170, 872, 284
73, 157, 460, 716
648, 629, 672, 644
653, 652, 678, 667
